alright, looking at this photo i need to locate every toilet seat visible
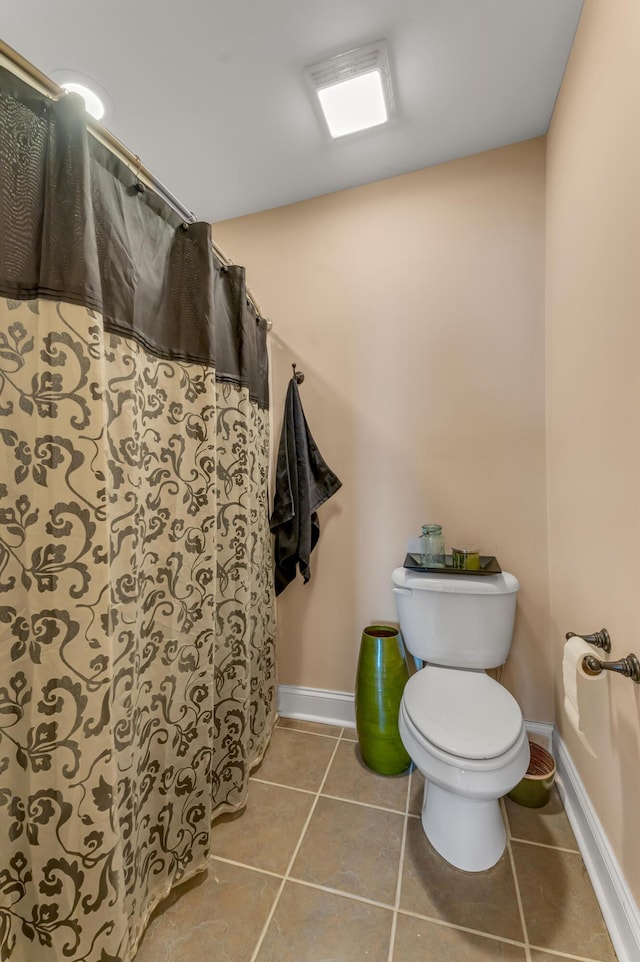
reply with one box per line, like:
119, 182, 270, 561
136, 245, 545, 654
402, 665, 523, 760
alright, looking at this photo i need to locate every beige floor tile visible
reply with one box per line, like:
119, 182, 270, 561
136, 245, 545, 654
322, 740, 410, 811
251, 727, 337, 791
341, 727, 359, 741
255, 880, 393, 962
277, 717, 343, 737
290, 796, 404, 905
505, 786, 578, 850
212, 781, 314, 874
512, 841, 617, 961
394, 914, 527, 961
399, 818, 524, 942
136, 861, 280, 962
408, 769, 424, 815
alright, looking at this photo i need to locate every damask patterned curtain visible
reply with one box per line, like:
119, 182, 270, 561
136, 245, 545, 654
0, 65, 275, 962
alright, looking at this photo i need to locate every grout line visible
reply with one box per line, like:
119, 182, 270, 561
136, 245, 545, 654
247, 868, 285, 960
286, 736, 342, 869
319, 791, 408, 817
210, 855, 284, 880
503, 798, 532, 962
527, 947, 614, 962
248, 735, 342, 962
394, 907, 529, 949
250, 778, 409, 818
286, 877, 395, 912
337, 730, 362, 745
386, 765, 413, 962
282, 735, 342, 876
250, 777, 316, 795
509, 836, 581, 855
276, 724, 342, 741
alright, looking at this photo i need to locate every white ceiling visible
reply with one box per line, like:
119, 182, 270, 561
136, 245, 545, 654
2, 0, 583, 223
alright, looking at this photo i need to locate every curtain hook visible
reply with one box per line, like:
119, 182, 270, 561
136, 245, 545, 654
133, 155, 145, 193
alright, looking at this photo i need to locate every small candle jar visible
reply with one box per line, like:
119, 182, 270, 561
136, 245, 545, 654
452, 545, 481, 570
420, 524, 445, 568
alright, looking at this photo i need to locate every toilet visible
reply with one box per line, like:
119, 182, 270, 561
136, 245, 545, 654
392, 565, 529, 872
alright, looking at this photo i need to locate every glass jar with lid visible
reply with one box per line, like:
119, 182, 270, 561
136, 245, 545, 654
420, 524, 445, 568
451, 545, 481, 570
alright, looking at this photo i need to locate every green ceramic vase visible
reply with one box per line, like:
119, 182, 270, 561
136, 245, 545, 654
355, 625, 412, 776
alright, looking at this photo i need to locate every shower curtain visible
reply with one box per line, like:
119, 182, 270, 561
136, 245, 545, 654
0, 66, 276, 962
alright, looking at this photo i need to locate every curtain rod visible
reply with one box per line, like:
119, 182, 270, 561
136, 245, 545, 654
0, 38, 272, 331
0, 40, 197, 224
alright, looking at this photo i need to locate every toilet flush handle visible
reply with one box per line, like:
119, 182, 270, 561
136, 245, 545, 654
393, 587, 412, 596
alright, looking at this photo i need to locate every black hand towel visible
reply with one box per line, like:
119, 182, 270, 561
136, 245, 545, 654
270, 378, 342, 596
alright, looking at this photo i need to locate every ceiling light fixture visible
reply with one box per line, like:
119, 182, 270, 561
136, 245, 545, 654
61, 81, 105, 120
307, 40, 394, 139
50, 70, 110, 121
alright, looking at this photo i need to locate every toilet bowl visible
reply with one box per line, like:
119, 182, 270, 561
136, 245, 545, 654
399, 664, 529, 871
391, 564, 526, 872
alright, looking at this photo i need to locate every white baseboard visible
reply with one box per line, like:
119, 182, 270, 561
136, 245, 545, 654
553, 730, 640, 962
277, 684, 356, 728
277, 684, 640, 959
276, 689, 556, 744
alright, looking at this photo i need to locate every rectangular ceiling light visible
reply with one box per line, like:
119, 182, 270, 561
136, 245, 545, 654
307, 41, 394, 139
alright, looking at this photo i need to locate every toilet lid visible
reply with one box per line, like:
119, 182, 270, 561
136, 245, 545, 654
403, 666, 523, 760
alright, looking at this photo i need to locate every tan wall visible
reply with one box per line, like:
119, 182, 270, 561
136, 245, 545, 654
215, 138, 551, 722
546, 0, 640, 903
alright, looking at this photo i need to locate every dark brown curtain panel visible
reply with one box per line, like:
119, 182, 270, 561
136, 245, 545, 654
0, 65, 275, 962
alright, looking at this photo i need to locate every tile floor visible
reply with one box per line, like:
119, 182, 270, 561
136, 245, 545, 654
136, 719, 618, 962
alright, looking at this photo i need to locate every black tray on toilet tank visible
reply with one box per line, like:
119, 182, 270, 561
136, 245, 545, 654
403, 554, 503, 576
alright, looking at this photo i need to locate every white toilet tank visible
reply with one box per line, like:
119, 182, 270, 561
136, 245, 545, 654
391, 567, 520, 669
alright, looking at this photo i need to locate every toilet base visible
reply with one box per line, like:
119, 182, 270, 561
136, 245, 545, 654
421, 781, 506, 872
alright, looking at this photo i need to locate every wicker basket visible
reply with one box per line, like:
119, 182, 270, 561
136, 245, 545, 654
507, 741, 556, 808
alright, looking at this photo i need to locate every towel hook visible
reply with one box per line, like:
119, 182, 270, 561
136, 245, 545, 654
292, 363, 304, 385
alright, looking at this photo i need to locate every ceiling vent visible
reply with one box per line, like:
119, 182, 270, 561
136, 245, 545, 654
306, 40, 395, 139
